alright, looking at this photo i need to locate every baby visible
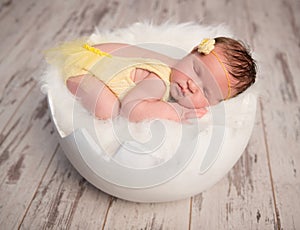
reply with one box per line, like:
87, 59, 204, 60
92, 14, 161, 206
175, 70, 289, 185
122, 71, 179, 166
46, 37, 256, 122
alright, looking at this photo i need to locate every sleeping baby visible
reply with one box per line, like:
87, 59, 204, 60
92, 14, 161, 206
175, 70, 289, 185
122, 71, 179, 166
45, 37, 256, 122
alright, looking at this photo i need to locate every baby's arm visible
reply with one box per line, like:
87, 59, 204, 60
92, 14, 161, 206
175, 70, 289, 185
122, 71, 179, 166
93, 43, 174, 64
66, 75, 120, 119
121, 74, 207, 122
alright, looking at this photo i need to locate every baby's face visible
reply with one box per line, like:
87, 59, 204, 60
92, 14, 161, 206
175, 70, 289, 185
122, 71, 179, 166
170, 47, 231, 109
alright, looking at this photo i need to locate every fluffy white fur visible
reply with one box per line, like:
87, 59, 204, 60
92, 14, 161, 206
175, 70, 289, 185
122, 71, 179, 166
42, 22, 257, 164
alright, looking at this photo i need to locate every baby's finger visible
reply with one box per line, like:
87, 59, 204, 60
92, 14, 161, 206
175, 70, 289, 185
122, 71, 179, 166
196, 108, 207, 117
184, 108, 207, 119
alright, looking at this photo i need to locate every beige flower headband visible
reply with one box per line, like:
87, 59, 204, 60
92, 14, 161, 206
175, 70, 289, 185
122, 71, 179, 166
197, 38, 231, 99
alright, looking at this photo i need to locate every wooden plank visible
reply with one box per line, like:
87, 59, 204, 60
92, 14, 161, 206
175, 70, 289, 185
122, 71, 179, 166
0, 87, 59, 228
245, 0, 300, 228
102, 198, 191, 229
19, 147, 111, 229
190, 111, 276, 229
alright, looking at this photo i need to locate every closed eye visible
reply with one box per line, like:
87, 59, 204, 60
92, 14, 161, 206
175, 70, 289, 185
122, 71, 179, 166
203, 87, 209, 97
193, 60, 203, 77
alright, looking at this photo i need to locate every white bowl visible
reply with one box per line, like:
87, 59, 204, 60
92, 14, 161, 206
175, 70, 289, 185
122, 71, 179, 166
47, 88, 256, 202
44, 22, 257, 202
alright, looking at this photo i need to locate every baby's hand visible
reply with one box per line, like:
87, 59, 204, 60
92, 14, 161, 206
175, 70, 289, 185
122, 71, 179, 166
182, 107, 207, 120
169, 103, 207, 121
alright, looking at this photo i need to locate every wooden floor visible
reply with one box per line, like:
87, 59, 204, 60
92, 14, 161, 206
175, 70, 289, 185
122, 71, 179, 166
0, 0, 299, 229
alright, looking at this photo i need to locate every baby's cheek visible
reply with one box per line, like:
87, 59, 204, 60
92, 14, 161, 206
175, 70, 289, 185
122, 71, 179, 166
195, 95, 209, 108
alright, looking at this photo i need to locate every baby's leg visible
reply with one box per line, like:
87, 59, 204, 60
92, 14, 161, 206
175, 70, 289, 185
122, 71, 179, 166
67, 75, 120, 119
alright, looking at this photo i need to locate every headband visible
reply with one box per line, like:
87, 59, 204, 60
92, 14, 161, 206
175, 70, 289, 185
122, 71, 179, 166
197, 38, 231, 100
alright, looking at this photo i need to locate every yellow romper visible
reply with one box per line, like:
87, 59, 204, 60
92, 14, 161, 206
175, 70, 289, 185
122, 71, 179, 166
45, 40, 171, 100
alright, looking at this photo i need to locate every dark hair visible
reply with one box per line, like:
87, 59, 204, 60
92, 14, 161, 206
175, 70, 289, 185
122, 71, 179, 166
215, 37, 257, 97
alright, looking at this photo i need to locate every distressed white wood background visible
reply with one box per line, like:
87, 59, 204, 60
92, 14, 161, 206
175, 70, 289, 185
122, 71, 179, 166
0, 0, 299, 229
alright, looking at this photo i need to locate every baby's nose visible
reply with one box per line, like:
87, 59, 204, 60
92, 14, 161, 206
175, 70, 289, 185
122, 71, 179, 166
178, 83, 186, 92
